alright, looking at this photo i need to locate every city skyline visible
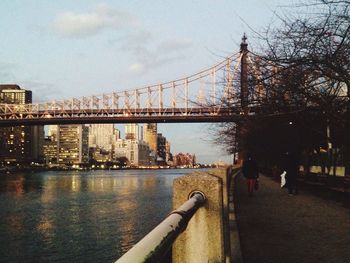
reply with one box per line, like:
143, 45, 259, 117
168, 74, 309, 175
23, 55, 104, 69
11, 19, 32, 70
0, 0, 286, 163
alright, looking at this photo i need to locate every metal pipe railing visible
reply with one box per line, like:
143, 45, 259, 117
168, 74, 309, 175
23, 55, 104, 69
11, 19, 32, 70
115, 191, 206, 263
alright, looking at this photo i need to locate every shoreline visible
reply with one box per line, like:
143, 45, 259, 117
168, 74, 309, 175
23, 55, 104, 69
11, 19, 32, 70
0, 165, 213, 174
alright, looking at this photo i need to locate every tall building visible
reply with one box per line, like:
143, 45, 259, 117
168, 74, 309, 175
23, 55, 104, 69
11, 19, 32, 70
114, 139, 150, 166
113, 128, 121, 140
0, 84, 32, 104
57, 125, 89, 165
43, 125, 58, 164
165, 141, 172, 163
125, 124, 139, 140
0, 126, 32, 164
0, 84, 43, 164
31, 126, 45, 162
47, 125, 58, 141
114, 139, 127, 159
110, 128, 121, 151
43, 137, 58, 164
157, 133, 167, 162
139, 126, 144, 141
88, 124, 114, 150
144, 123, 157, 153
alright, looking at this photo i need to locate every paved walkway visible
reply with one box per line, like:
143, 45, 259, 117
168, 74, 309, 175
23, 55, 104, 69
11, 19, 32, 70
234, 174, 350, 263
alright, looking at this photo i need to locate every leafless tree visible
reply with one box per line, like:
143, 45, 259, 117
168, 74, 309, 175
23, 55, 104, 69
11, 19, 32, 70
213, 0, 350, 169
262, 0, 349, 112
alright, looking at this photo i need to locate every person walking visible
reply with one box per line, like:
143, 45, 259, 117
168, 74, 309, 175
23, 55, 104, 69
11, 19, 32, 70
242, 154, 259, 196
283, 151, 299, 195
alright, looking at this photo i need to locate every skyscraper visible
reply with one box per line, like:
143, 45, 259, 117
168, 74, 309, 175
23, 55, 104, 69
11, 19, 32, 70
114, 138, 150, 166
57, 125, 89, 165
0, 84, 32, 104
114, 128, 121, 140
144, 123, 157, 153
125, 124, 139, 140
31, 125, 45, 162
165, 141, 172, 163
47, 125, 58, 141
0, 84, 43, 164
139, 125, 144, 141
88, 124, 114, 150
157, 133, 167, 162
43, 138, 58, 164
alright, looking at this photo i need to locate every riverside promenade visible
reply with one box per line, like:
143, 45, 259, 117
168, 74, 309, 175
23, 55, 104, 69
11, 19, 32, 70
234, 173, 350, 263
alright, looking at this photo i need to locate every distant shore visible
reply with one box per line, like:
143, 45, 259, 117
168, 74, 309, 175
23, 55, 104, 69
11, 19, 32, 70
0, 165, 214, 174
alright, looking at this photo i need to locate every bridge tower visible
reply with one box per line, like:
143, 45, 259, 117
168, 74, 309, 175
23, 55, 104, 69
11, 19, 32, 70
240, 33, 249, 114
236, 34, 249, 164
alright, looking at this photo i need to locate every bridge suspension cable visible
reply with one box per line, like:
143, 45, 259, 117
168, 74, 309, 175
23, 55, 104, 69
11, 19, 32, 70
0, 50, 252, 126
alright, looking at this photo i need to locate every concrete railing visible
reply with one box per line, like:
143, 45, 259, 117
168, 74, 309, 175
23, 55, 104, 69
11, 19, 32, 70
115, 167, 241, 263
173, 166, 238, 263
115, 191, 206, 263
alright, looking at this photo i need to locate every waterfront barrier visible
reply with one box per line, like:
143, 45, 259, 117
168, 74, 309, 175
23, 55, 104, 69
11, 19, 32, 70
115, 191, 206, 263
115, 167, 241, 263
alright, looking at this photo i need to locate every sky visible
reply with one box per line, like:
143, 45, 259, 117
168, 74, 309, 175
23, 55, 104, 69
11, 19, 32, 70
0, 0, 287, 164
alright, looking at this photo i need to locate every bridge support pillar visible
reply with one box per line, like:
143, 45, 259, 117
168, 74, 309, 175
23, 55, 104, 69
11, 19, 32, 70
172, 171, 225, 263
240, 33, 248, 113
238, 33, 249, 163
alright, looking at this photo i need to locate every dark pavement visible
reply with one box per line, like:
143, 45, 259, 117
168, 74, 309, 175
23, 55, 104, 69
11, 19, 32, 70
234, 173, 350, 263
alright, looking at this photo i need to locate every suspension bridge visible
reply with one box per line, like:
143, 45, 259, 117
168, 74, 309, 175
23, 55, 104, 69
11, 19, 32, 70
0, 35, 264, 127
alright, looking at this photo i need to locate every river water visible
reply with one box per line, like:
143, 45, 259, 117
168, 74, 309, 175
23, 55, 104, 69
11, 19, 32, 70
0, 169, 195, 262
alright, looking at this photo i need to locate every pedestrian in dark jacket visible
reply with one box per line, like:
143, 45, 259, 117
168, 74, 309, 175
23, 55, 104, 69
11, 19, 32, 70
283, 152, 299, 195
242, 154, 259, 196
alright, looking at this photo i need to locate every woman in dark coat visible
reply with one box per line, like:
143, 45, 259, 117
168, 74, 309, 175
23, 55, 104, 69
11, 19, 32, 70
283, 152, 299, 195
242, 154, 259, 195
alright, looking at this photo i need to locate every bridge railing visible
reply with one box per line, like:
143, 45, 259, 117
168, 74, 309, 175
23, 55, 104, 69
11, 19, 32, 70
115, 167, 241, 263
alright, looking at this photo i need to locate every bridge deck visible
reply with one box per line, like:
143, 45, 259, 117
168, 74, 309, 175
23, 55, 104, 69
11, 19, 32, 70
0, 107, 246, 126
234, 173, 350, 263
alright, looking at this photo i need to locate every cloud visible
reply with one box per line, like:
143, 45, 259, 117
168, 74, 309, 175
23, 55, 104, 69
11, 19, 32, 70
115, 30, 153, 57
158, 38, 193, 54
126, 37, 193, 75
0, 62, 60, 102
53, 4, 137, 37
122, 30, 153, 47
128, 63, 146, 75
18, 80, 60, 102
0, 62, 17, 82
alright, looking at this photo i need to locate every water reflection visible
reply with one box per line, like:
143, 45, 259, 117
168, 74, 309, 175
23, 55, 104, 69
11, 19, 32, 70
0, 169, 196, 262
0, 174, 25, 196
37, 214, 54, 241
7, 213, 24, 234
